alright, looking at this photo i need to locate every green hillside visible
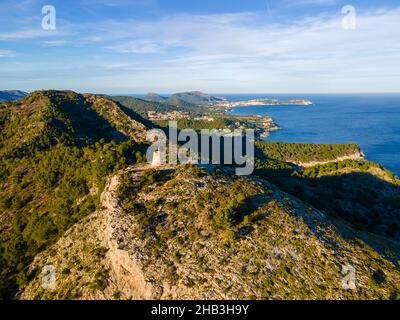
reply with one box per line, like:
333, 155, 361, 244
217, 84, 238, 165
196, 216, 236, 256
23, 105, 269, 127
0, 91, 148, 298
110, 96, 177, 118
253, 142, 400, 242
169, 91, 224, 105
255, 141, 363, 164
19, 165, 400, 300
111, 95, 212, 118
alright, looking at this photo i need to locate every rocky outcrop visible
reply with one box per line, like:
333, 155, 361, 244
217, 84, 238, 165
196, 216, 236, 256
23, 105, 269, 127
95, 165, 400, 300
100, 171, 158, 299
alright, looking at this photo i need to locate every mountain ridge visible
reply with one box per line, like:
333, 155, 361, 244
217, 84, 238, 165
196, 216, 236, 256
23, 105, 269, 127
142, 91, 225, 106
143, 93, 168, 103
0, 90, 150, 298
0, 90, 28, 103
20, 164, 400, 300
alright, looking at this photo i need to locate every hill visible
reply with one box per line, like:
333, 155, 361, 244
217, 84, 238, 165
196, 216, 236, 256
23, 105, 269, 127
0, 90, 149, 298
142, 91, 225, 107
0, 90, 28, 102
110, 96, 178, 119
111, 95, 211, 118
20, 164, 400, 300
253, 141, 400, 242
0, 91, 147, 158
143, 93, 168, 103
255, 141, 364, 167
169, 91, 225, 105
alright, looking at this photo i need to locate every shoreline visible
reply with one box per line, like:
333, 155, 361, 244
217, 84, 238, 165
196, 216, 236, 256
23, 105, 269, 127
214, 98, 313, 109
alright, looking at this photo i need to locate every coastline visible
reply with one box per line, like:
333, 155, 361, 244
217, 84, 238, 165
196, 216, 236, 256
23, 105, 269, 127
229, 95, 400, 177
215, 98, 313, 109
287, 151, 366, 168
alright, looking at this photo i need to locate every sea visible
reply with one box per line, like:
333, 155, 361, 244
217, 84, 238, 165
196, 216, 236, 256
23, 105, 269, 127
226, 94, 400, 177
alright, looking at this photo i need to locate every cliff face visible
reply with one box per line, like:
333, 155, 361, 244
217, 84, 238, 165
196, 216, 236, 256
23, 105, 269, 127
20, 164, 400, 300
288, 151, 365, 168
20, 172, 153, 300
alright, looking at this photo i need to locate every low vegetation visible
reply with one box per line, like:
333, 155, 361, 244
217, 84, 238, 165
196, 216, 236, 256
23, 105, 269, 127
110, 96, 178, 118
255, 141, 362, 164
0, 91, 147, 298
111, 95, 210, 118
98, 165, 400, 299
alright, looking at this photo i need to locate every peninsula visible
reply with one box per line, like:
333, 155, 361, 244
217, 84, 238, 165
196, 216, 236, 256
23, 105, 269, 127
211, 98, 313, 108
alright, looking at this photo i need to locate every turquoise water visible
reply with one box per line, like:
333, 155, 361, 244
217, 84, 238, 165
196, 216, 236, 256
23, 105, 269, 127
228, 94, 400, 176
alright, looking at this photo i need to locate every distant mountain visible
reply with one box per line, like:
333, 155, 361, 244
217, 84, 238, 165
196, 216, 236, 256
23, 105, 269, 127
112, 95, 211, 118
111, 96, 179, 119
142, 91, 225, 106
143, 92, 168, 103
170, 91, 225, 105
165, 95, 204, 112
0, 90, 150, 298
0, 90, 28, 102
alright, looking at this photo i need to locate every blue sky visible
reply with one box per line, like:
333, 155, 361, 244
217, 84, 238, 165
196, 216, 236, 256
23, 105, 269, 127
0, 0, 399, 93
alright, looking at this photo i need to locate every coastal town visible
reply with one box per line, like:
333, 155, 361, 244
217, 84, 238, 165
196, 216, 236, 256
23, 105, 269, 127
147, 110, 190, 121
143, 93, 289, 138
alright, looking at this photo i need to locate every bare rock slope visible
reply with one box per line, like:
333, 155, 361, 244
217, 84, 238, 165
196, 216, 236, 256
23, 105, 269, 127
21, 165, 400, 300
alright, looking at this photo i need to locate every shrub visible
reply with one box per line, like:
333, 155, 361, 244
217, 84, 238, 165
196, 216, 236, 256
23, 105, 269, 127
143, 169, 159, 185
213, 193, 246, 229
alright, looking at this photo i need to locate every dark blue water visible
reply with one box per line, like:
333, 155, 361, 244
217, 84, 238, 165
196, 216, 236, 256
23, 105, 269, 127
228, 94, 400, 176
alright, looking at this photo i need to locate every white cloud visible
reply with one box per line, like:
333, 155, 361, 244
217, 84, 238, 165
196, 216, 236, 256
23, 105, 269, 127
42, 40, 68, 47
98, 9, 400, 58
0, 29, 47, 40
0, 27, 72, 41
94, 7, 400, 92
105, 40, 162, 53
0, 49, 13, 57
